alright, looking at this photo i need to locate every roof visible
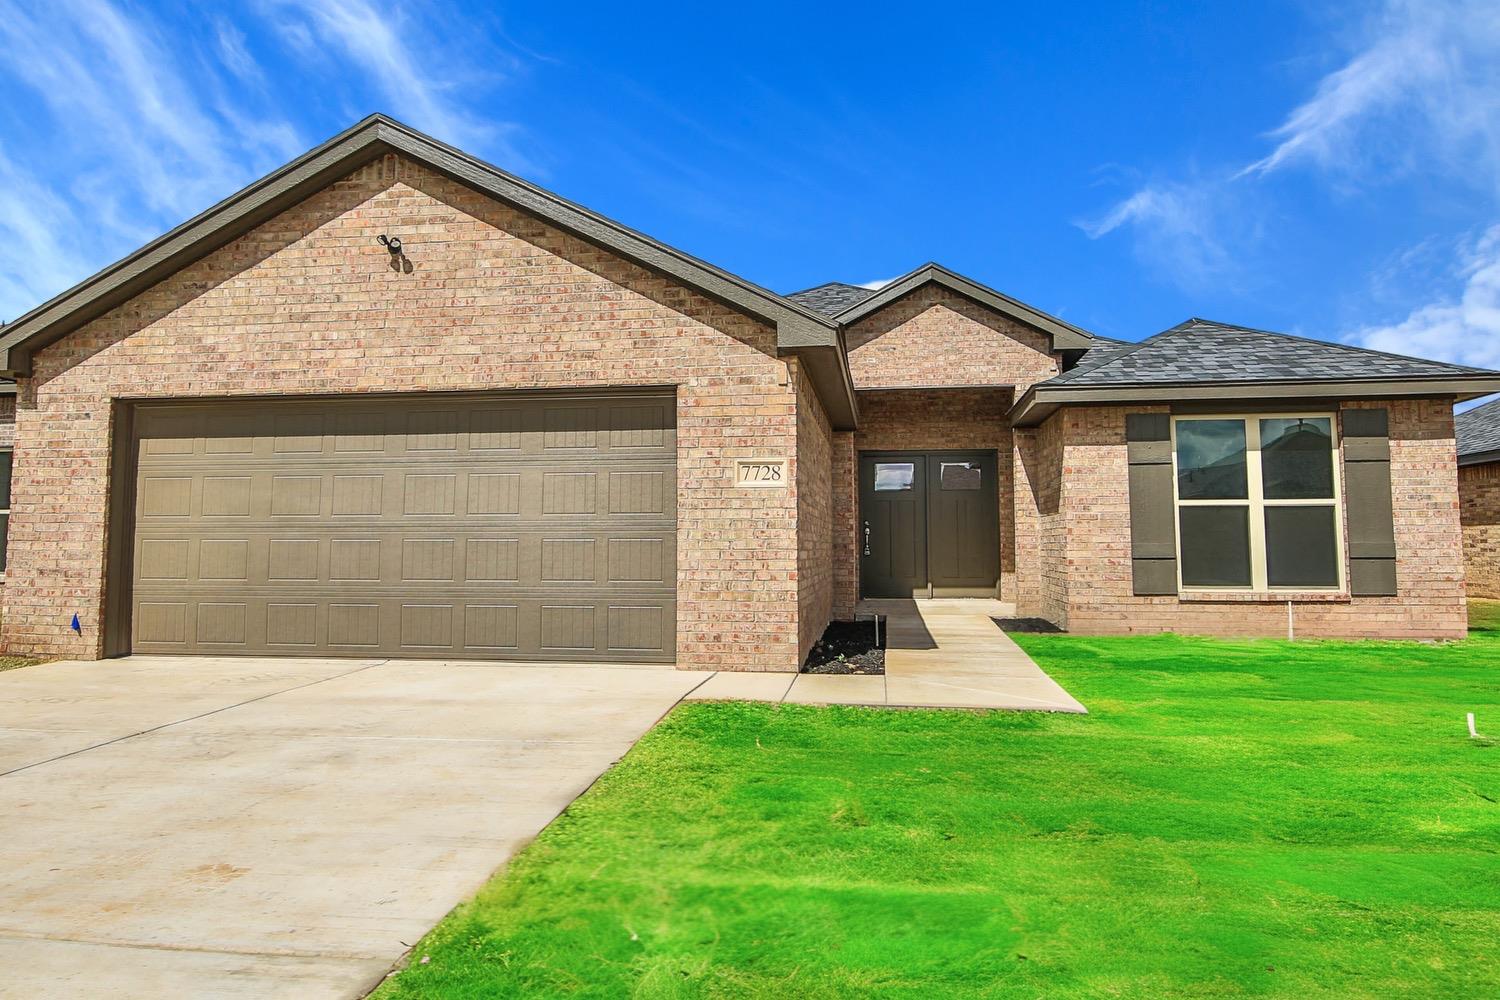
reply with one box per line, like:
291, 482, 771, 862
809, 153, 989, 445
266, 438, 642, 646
0, 114, 859, 427
4, 117, 1496, 433
824, 263, 1095, 351
1048, 318, 1495, 386
785, 282, 877, 317
1012, 318, 1500, 426
1457, 397, 1500, 465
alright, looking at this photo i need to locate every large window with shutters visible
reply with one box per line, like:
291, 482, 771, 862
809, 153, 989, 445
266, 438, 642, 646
1171, 415, 1344, 591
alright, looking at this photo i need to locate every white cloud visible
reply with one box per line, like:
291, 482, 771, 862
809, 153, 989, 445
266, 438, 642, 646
0, 148, 91, 319
1349, 223, 1500, 370
858, 277, 897, 290
1082, 0, 1500, 290
262, 0, 530, 172
1241, 0, 1500, 183
0, 0, 305, 318
1078, 181, 1235, 289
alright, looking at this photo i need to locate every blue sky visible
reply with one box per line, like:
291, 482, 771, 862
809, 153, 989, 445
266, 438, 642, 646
2, 0, 1499, 383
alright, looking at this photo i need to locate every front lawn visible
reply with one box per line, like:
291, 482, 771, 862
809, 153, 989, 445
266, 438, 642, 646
378, 622, 1500, 999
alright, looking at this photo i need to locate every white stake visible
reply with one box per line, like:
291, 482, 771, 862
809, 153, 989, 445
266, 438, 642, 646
1469, 713, 1480, 739
1287, 600, 1294, 642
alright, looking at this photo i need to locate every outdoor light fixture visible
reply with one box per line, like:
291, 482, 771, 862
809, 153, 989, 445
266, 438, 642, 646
376, 234, 403, 255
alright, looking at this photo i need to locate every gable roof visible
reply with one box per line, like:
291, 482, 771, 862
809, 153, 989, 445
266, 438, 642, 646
825, 262, 1095, 351
0, 114, 858, 428
1457, 397, 1500, 465
1012, 318, 1500, 426
785, 282, 878, 317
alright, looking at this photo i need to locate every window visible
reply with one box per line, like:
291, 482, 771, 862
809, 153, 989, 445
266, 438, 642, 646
873, 463, 915, 491
1172, 415, 1342, 591
939, 462, 982, 491
0, 449, 10, 574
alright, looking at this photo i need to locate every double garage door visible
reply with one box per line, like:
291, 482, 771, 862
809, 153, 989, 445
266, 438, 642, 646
128, 390, 676, 662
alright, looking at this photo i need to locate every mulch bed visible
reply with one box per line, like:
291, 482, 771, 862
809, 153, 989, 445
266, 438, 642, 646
992, 617, 1065, 634
802, 617, 886, 674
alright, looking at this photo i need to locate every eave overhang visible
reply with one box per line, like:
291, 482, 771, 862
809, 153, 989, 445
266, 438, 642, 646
1460, 448, 1500, 467
833, 262, 1094, 352
1009, 375, 1500, 428
0, 115, 858, 429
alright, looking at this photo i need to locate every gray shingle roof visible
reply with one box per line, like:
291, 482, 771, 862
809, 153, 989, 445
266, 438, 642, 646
1047, 318, 1496, 387
1457, 397, 1500, 460
785, 282, 877, 317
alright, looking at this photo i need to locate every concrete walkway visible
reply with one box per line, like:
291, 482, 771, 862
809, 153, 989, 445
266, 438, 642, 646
0, 656, 711, 1000
687, 599, 1086, 713
0, 606, 1080, 997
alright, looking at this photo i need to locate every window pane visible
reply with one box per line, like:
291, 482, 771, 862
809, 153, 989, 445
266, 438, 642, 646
0, 450, 11, 510
873, 463, 915, 492
1261, 417, 1334, 499
1176, 420, 1248, 499
1179, 506, 1252, 587
1265, 506, 1339, 588
0, 512, 8, 573
939, 462, 981, 491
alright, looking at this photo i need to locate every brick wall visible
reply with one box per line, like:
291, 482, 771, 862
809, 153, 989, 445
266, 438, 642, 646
794, 361, 834, 660
3, 154, 810, 669
1460, 461, 1500, 599
845, 286, 1060, 390
831, 432, 858, 620
1049, 399, 1467, 639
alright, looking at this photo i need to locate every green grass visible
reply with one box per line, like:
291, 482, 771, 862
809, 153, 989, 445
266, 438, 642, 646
377, 621, 1500, 999
0, 656, 41, 673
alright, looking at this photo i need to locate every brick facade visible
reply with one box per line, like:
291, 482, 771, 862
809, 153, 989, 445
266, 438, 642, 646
0, 139, 1478, 659
1460, 461, 1500, 599
845, 285, 1060, 390
794, 362, 834, 659
1024, 400, 1468, 639
2, 155, 813, 670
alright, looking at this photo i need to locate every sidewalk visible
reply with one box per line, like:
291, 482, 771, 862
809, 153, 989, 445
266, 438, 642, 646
686, 599, 1086, 713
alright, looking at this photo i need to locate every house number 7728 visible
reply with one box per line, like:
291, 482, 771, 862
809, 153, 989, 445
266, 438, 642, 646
735, 459, 787, 487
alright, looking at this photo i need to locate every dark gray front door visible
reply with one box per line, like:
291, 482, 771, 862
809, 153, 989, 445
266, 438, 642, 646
859, 451, 999, 599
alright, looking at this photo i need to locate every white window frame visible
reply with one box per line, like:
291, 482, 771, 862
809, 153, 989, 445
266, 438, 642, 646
1169, 413, 1345, 593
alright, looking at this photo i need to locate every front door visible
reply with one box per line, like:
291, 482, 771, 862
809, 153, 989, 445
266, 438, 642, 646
858, 451, 999, 598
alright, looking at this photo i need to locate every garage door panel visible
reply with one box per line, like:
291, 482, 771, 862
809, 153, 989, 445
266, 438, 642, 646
134, 530, 677, 593
128, 594, 676, 661
131, 391, 675, 662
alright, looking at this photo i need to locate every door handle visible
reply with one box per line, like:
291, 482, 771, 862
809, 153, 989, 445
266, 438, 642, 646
863, 520, 871, 557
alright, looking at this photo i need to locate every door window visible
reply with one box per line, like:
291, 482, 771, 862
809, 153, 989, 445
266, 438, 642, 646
939, 462, 981, 490
873, 463, 915, 491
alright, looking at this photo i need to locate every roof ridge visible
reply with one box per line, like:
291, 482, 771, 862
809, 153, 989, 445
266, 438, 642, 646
1170, 317, 1497, 376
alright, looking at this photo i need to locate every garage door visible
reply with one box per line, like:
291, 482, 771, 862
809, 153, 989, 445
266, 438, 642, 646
128, 391, 676, 662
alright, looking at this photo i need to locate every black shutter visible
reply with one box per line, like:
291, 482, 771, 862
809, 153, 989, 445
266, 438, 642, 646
1341, 408, 1398, 596
1126, 413, 1177, 595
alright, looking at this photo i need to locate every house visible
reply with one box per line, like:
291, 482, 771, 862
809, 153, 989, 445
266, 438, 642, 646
1457, 398, 1500, 599
0, 115, 1494, 670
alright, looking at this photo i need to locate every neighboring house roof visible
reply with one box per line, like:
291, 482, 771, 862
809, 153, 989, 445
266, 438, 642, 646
0, 114, 859, 428
1012, 318, 1500, 426
785, 282, 877, 317
822, 262, 1095, 351
1457, 397, 1500, 466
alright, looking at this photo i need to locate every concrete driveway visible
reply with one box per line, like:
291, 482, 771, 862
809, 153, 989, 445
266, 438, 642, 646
0, 656, 710, 999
